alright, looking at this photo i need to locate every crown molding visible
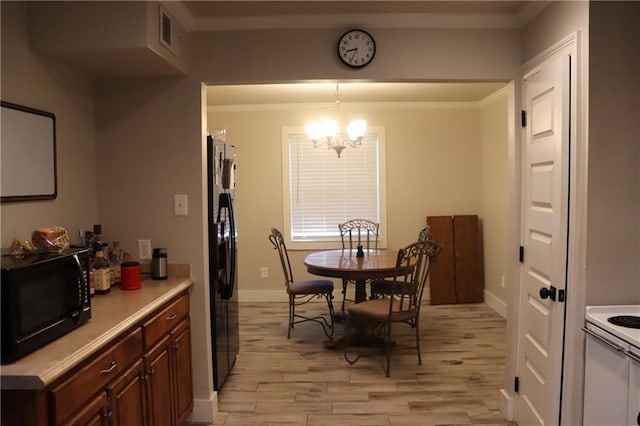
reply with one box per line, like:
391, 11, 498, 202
164, 1, 549, 32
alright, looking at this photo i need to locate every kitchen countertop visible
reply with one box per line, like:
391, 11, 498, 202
0, 268, 194, 390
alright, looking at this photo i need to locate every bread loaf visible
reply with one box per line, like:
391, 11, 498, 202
31, 226, 70, 252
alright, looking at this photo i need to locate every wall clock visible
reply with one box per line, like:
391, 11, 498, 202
337, 29, 376, 69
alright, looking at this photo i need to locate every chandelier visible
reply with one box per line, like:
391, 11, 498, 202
306, 83, 367, 158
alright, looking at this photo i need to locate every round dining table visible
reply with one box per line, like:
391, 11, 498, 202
304, 248, 408, 303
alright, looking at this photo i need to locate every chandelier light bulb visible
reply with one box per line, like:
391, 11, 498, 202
347, 119, 367, 141
306, 83, 367, 157
320, 119, 338, 142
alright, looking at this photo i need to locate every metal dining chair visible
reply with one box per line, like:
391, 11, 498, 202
370, 226, 431, 299
344, 239, 443, 377
338, 219, 380, 316
268, 228, 335, 339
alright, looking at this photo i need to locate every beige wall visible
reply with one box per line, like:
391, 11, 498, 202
586, 1, 640, 304
0, 2, 98, 248
479, 89, 510, 311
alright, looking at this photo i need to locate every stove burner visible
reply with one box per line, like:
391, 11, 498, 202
607, 315, 640, 329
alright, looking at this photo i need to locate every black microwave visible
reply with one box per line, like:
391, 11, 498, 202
1, 247, 91, 363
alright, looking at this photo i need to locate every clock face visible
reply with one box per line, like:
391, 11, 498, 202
337, 29, 376, 68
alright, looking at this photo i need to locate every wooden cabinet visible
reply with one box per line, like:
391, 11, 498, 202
172, 319, 194, 425
142, 294, 193, 426
50, 328, 143, 425
107, 359, 147, 425
60, 393, 108, 426
427, 215, 484, 304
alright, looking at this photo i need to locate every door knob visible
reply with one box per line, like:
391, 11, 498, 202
539, 286, 557, 301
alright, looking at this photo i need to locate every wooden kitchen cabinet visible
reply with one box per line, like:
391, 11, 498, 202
145, 335, 174, 426
60, 392, 108, 426
50, 327, 143, 425
427, 215, 484, 304
142, 294, 193, 426
172, 319, 194, 425
107, 358, 147, 425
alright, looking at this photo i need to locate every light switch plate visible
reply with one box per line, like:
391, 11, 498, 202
174, 194, 188, 216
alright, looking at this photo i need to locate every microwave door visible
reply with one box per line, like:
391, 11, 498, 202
71, 254, 91, 324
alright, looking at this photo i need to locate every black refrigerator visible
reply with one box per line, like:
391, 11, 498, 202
207, 135, 239, 391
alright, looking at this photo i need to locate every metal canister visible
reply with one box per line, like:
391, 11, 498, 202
151, 248, 168, 280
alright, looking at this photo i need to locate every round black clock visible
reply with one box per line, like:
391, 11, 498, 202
337, 29, 376, 69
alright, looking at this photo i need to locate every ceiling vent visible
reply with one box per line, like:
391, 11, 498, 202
159, 6, 182, 57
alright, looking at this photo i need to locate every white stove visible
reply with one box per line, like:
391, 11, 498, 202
583, 305, 640, 426
585, 305, 640, 349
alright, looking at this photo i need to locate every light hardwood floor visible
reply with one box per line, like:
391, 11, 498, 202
197, 301, 514, 426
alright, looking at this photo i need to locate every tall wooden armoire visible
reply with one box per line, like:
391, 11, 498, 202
427, 215, 484, 304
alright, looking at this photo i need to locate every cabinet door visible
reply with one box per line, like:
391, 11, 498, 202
172, 319, 194, 425
144, 335, 174, 426
107, 358, 147, 426
452, 215, 483, 303
426, 216, 456, 304
60, 392, 108, 426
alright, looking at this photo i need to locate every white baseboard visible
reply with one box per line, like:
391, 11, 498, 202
499, 388, 514, 421
484, 289, 507, 318
239, 289, 508, 319
239, 289, 289, 302
188, 391, 217, 424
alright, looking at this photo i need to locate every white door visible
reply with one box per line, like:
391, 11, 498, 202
516, 52, 571, 425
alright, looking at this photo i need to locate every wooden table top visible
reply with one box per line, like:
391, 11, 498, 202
304, 249, 409, 281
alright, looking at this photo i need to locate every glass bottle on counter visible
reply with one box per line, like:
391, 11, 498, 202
91, 224, 103, 255
92, 250, 111, 294
111, 241, 124, 284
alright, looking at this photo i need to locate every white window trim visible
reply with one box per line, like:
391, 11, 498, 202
281, 126, 387, 250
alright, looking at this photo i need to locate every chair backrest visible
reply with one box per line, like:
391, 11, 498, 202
268, 228, 294, 287
418, 226, 431, 241
388, 239, 443, 314
339, 219, 379, 250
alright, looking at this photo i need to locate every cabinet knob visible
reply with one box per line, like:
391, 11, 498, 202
148, 368, 155, 376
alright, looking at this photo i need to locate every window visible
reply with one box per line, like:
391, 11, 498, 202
282, 126, 387, 250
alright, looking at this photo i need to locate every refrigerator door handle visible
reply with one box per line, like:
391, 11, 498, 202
217, 193, 236, 300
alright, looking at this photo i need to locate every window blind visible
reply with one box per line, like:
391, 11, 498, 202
287, 132, 380, 241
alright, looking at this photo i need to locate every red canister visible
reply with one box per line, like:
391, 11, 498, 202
121, 261, 141, 290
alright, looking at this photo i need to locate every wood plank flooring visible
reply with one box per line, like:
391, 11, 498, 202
195, 301, 514, 426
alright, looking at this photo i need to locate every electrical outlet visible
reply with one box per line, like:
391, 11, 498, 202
260, 267, 268, 278
138, 239, 152, 260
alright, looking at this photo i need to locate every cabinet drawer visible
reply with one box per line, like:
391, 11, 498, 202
142, 293, 190, 350
50, 327, 142, 425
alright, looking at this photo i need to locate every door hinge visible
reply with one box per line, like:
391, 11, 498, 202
514, 376, 520, 393
558, 289, 566, 302
521, 110, 527, 127
519, 246, 524, 263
